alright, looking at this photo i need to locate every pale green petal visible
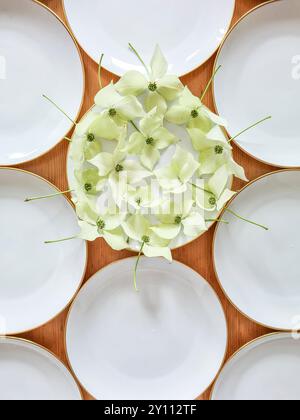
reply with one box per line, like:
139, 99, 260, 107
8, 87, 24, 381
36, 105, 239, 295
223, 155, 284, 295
74, 168, 102, 195
122, 214, 150, 241
187, 128, 209, 152
228, 159, 248, 182
179, 87, 201, 109
207, 125, 230, 146
103, 212, 126, 231
153, 127, 177, 150
155, 165, 183, 192
145, 92, 167, 115
127, 132, 145, 154
193, 186, 216, 212
217, 189, 236, 211
182, 212, 206, 237
103, 228, 128, 251
157, 75, 184, 101
116, 95, 145, 121
165, 105, 190, 125
201, 107, 227, 127
199, 149, 220, 175
89, 153, 114, 177
150, 224, 181, 240
89, 114, 121, 140
143, 244, 172, 262
76, 200, 98, 224
116, 71, 147, 96
150, 45, 168, 80
70, 138, 85, 164
148, 230, 170, 247
141, 146, 160, 170
122, 160, 152, 183
156, 200, 177, 224
94, 83, 121, 108
77, 221, 99, 241
84, 140, 102, 161
208, 165, 229, 199
140, 111, 162, 137
75, 113, 100, 137
173, 147, 200, 184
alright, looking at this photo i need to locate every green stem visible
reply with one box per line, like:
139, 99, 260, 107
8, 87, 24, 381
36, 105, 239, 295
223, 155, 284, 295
98, 53, 104, 89
228, 116, 272, 144
25, 189, 73, 202
200, 65, 222, 102
130, 120, 141, 132
42, 95, 76, 125
64, 137, 72, 142
133, 242, 145, 292
206, 218, 229, 225
45, 236, 77, 244
225, 209, 269, 231
128, 43, 150, 76
189, 182, 213, 195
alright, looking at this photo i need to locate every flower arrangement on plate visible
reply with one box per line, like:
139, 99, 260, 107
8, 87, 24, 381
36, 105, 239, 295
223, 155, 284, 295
30, 45, 270, 289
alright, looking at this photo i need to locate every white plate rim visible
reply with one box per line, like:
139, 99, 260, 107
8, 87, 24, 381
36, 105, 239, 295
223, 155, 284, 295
62, 0, 236, 77
0, 166, 88, 335
210, 332, 298, 400
0, 0, 85, 167
64, 256, 229, 400
0, 335, 83, 400
212, 0, 299, 169
65, 105, 234, 253
213, 168, 300, 331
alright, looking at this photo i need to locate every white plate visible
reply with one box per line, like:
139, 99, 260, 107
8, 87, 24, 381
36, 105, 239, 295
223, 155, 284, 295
213, 170, 300, 331
211, 333, 300, 401
0, 0, 84, 166
66, 257, 227, 400
0, 337, 82, 400
0, 168, 87, 334
213, 0, 300, 167
63, 0, 235, 76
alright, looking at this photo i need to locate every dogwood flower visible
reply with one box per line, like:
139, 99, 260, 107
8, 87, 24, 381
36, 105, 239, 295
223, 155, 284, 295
74, 167, 105, 196
116, 45, 183, 114
166, 86, 227, 129
124, 185, 162, 210
155, 146, 200, 193
76, 200, 128, 250
122, 214, 172, 261
95, 82, 145, 124
151, 199, 206, 240
188, 125, 247, 181
127, 110, 177, 170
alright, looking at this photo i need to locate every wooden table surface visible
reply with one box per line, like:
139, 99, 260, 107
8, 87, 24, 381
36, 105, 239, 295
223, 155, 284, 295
16, 0, 276, 400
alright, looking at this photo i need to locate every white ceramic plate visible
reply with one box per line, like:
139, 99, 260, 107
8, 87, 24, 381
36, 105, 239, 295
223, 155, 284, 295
66, 257, 227, 400
0, 168, 87, 334
63, 0, 235, 76
0, 0, 84, 166
0, 337, 81, 400
211, 333, 300, 401
214, 0, 300, 167
214, 170, 300, 331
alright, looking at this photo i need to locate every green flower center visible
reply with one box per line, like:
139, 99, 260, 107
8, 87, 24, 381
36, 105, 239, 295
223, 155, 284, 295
209, 196, 217, 206
148, 82, 157, 92
215, 145, 224, 155
136, 197, 142, 205
109, 108, 117, 117
115, 164, 124, 173
146, 137, 155, 146
84, 183, 93, 192
97, 219, 106, 230
174, 215, 182, 225
142, 235, 150, 244
191, 109, 199, 119
87, 133, 95, 142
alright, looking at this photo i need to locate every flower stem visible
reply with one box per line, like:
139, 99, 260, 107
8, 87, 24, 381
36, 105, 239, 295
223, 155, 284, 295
42, 94, 76, 125
98, 53, 104, 89
130, 120, 141, 132
25, 189, 73, 202
206, 218, 229, 225
228, 116, 272, 143
133, 242, 145, 292
200, 65, 222, 102
225, 209, 269, 231
189, 182, 213, 195
64, 136, 72, 142
45, 236, 77, 244
128, 43, 150, 76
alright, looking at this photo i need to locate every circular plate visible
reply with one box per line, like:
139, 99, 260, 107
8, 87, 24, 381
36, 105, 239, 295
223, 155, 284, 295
0, 168, 87, 334
213, 0, 300, 167
66, 257, 228, 400
0, 337, 82, 400
63, 0, 235, 76
213, 170, 300, 331
211, 333, 300, 401
0, 0, 84, 166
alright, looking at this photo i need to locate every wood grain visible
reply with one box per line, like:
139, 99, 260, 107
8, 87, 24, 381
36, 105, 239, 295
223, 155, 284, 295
17, 0, 275, 400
